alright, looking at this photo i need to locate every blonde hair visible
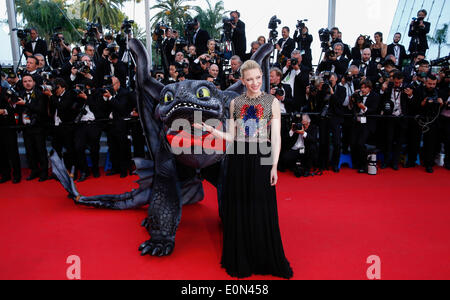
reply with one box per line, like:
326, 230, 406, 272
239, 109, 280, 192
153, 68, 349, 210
240, 60, 262, 79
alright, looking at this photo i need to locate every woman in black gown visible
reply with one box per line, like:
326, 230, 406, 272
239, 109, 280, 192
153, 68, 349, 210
195, 60, 293, 279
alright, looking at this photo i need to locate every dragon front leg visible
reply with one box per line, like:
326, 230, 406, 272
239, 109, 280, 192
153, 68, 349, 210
139, 151, 182, 257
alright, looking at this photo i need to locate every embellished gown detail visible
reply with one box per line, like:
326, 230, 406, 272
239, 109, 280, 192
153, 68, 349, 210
220, 92, 293, 279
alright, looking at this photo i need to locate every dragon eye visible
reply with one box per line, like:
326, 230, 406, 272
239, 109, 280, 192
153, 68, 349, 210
196, 87, 211, 99
164, 91, 174, 103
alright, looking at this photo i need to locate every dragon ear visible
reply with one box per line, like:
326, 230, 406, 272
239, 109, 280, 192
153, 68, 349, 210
225, 43, 274, 95
128, 39, 164, 102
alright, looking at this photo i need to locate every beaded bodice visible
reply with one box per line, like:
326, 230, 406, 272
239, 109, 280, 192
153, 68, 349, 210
233, 92, 273, 142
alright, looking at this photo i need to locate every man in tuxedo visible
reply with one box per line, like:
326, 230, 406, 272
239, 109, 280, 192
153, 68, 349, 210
24, 56, 43, 86
403, 52, 425, 84
15, 75, 49, 181
318, 72, 347, 172
270, 67, 294, 114
280, 114, 318, 177
387, 33, 408, 69
24, 28, 48, 60
282, 50, 310, 111
379, 71, 410, 170
317, 43, 349, 77
276, 27, 296, 65
47, 78, 78, 173
408, 9, 431, 55
73, 79, 109, 181
0, 86, 22, 184
349, 80, 380, 173
243, 41, 260, 62
351, 48, 378, 85
95, 52, 127, 88
230, 11, 247, 61
161, 28, 175, 76
330, 28, 352, 60
104, 76, 133, 178
191, 19, 211, 56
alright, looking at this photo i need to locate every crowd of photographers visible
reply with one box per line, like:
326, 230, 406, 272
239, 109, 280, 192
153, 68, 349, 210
0, 9, 449, 184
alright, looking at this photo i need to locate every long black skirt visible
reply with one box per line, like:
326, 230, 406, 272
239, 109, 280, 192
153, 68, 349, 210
220, 141, 293, 279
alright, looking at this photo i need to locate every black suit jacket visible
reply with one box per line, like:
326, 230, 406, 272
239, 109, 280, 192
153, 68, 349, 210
277, 38, 296, 62
232, 20, 247, 59
285, 66, 310, 111
317, 56, 349, 76
351, 60, 378, 84
193, 29, 211, 56
381, 84, 410, 124
408, 21, 431, 52
18, 89, 49, 127
24, 39, 48, 59
352, 91, 380, 133
387, 43, 408, 67
285, 123, 319, 151
351, 47, 363, 63
49, 91, 78, 125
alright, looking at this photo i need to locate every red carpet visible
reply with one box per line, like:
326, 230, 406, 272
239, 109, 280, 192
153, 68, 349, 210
0, 167, 449, 280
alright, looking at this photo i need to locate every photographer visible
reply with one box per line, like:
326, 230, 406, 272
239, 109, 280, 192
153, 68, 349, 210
164, 63, 181, 84
438, 71, 450, 170
161, 28, 176, 74
15, 75, 49, 181
73, 79, 107, 181
379, 71, 410, 170
6, 72, 24, 94
340, 65, 361, 153
104, 76, 133, 178
224, 55, 242, 87
207, 39, 222, 67
351, 35, 369, 63
270, 67, 294, 114
207, 64, 224, 90
47, 78, 78, 173
280, 114, 318, 177
276, 27, 296, 66
95, 51, 127, 89
351, 48, 378, 85
418, 74, 444, 173
293, 24, 313, 68
67, 55, 95, 88
243, 41, 260, 62
349, 80, 380, 174
282, 50, 309, 111
191, 18, 211, 56
48, 32, 71, 69
230, 11, 247, 61
0, 87, 22, 184
330, 27, 352, 60
23, 56, 43, 86
23, 28, 48, 60
403, 52, 425, 84
387, 33, 408, 69
316, 72, 347, 172
317, 42, 349, 77
370, 32, 388, 63
408, 9, 431, 55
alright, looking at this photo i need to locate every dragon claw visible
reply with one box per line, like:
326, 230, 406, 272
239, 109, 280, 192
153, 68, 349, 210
139, 239, 174, 257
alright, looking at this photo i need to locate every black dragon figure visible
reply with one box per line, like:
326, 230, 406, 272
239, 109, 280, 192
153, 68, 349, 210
50, 39, 273, 257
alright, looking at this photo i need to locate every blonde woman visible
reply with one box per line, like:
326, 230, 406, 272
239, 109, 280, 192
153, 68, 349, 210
195, 60, 293, 279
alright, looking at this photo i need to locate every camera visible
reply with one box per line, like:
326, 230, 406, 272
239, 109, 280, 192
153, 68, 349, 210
318, 28, 331, 49
122, 19, 134, 34
100, 84, 114, 95
12, 28, 30, 40
5, 88, 21, 104
50, 32, 62, 46
325, 49, 336, 59
41, 69, 61, 81
271, 84, 285, 97
74, 61, 90, 73
40, 83, 55, 92
268, 16, 282, 44
291, 58, 299, 66
430, 54, 450, 67
296, 19, 308, 31
352, 91, 364, 104
86, 23, 100, 37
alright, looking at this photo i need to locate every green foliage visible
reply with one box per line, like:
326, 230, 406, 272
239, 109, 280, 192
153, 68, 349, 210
193, 0, 228, 40
428, 23, 449, 59
15, 0, 85, 44
149, 0, 194, 35
79, 0, 125, 29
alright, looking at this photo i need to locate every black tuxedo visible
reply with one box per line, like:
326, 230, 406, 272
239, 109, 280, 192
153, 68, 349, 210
317, 56, 349, 76
331, 39, 352, 60
193, 29, 211, 56
24, 39, 48, 59
387, 43, 408, 68
106, 88, 134, 175
351, 47, 363, 63
49, 90, 78, 170
95, 58, 127, 88
350, 91, 380, 170
283, 66, 310, 111
19, 89, 49, 179
281, 123, 319, 172
408, 20, 431, 53
351, 60, 378, 84
277, 37, 295, 62
380, 84, 410, 166
231, 20, 247, 60
0, 90, 21, 181
162, 37, 175, 74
